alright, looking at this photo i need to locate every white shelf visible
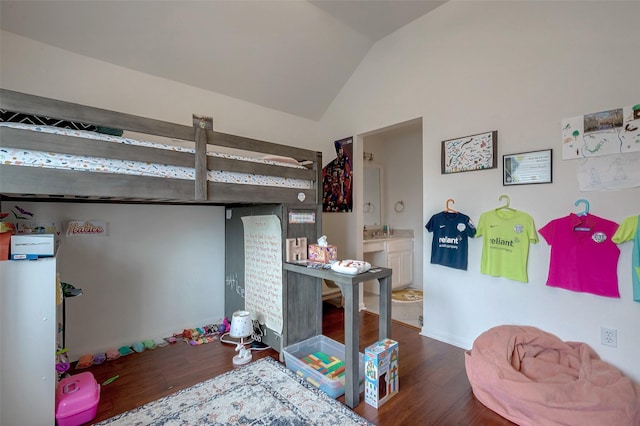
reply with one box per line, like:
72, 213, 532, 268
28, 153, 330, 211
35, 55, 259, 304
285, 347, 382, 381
1, 257, 57, 426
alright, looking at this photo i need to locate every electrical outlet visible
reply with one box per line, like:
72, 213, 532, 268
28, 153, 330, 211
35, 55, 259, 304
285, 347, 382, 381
601, 327, 617, 347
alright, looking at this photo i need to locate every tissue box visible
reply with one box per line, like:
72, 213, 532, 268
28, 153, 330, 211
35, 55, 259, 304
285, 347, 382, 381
308, 244, 337, 263
364, 339, 399, 408
10, 234, 55, 259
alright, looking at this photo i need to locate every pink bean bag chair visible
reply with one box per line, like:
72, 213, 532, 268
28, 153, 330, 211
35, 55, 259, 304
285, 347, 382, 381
465, 325, 640, 426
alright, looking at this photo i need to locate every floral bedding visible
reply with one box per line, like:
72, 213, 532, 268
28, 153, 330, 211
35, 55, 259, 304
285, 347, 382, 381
0, 122, 311, 189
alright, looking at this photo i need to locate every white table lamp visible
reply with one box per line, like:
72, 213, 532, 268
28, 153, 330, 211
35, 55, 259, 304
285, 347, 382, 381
229, 310, 253, 365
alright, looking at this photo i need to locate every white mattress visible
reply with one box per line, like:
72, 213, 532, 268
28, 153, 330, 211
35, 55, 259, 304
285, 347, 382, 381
0, 122, 311, 189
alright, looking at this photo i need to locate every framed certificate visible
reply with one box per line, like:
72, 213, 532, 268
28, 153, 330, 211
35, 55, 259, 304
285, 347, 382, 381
503, 149, 552, 186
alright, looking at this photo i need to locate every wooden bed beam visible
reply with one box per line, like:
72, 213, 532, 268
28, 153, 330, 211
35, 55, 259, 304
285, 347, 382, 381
205, 130, 319, 161
193, 115, 212, 201
1, 89, 194, 141
1, 89, 320, 163
0, 165, 318, 205
313, 151, 323, 205
0, 126, 195, 168
1, 89, 322, 205
0, 126, 316, 181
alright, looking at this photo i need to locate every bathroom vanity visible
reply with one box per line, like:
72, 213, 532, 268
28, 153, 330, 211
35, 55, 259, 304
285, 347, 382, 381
363, 236, 414, 292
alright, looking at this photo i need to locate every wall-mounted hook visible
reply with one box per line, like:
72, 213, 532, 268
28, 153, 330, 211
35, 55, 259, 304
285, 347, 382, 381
394, 201, 405, 213
574, 199, 590, 216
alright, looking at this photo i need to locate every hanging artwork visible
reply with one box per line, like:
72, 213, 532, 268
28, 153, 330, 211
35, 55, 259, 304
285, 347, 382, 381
577, 151, 640, 191
66, 220, 108, 236
561, 103, 640, 159
441, 130, 498, 174
322, 137, 353, 212
242, 215, 283, 334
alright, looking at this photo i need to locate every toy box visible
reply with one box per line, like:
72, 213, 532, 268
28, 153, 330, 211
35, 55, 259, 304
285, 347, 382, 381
283, 335, 364, 399
55, 372, 100, 426
308, 244, 337, 263
364, 338, 399, 408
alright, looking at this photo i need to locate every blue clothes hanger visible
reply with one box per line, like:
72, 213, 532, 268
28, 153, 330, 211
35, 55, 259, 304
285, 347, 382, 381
575, 199, 590, 216
574, 199, 591, 231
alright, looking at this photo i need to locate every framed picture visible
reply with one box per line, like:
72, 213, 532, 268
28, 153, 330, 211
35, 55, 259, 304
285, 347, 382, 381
503, 149, 552, 186
441, 130, 497, 174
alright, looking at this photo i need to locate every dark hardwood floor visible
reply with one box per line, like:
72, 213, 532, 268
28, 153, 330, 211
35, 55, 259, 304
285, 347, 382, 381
81, 303, 514, 425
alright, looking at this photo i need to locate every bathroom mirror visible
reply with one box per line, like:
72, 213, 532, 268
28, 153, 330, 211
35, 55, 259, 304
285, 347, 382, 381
363, 165, 383, 226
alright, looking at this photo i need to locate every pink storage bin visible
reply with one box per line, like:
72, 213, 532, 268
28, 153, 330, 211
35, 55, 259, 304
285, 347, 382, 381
56, 372, 100, 426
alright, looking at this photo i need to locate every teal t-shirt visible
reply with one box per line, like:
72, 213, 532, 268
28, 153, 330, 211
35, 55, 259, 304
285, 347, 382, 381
612, 215, 640, 302
476, 209, 538, 283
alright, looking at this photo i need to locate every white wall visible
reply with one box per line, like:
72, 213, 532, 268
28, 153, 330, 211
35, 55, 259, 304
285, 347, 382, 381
1, 31, 322, 359
3, 202, 226, 359
0, 31, 320, 151
319, 1, 640, 381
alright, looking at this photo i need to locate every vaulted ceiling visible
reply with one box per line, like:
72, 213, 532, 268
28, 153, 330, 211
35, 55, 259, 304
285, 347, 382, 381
1, 1, 446, 120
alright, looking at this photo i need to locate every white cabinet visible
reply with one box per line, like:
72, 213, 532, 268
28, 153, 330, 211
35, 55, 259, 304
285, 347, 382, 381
0, 257, 57, 426
363, 237, 413, 293
385, 238, 413, 289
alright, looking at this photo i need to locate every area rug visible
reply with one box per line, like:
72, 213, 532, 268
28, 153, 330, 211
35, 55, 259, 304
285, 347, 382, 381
392, 289, 423, 303
95, 356, 372, 425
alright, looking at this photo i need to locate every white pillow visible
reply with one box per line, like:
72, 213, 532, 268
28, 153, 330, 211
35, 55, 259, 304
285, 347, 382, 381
261, 155, 301, 166
330, 260, 371, 275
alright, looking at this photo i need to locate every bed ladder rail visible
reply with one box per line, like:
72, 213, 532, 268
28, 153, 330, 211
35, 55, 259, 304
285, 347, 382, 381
193, 114, 213, 200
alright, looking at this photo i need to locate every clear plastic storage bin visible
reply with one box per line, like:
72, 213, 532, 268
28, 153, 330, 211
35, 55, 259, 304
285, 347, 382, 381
282, 335, 364, 399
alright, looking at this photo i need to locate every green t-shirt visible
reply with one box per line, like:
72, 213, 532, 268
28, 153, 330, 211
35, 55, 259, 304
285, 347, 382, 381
612, 215, 640, 302
476, 209, 538, 283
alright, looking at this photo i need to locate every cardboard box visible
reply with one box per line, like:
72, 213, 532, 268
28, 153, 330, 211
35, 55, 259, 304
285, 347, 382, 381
56, 372, 100, 426
364, 339, 399, 408
282, 335, 364, 399
10, 234, 55, 259
308, 244, 337, 263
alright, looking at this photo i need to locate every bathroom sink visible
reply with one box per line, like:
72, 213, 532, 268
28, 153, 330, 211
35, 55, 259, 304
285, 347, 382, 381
363, 239, 386, 253
364, 235, 413, 253
364, 234, 394, 242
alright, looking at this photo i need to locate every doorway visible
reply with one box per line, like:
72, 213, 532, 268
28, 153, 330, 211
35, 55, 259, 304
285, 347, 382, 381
358, 118, 423, 328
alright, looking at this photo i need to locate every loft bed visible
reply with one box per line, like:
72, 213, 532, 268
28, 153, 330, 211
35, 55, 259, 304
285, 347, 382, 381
1, 90, 328, 361
0, 89, 322, 205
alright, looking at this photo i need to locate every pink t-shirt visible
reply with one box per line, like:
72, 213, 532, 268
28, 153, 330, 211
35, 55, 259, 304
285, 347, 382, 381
539, 213, 620, 298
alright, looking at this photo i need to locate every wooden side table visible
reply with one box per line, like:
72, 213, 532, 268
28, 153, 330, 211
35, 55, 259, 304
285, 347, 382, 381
283, 263, 392, 408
